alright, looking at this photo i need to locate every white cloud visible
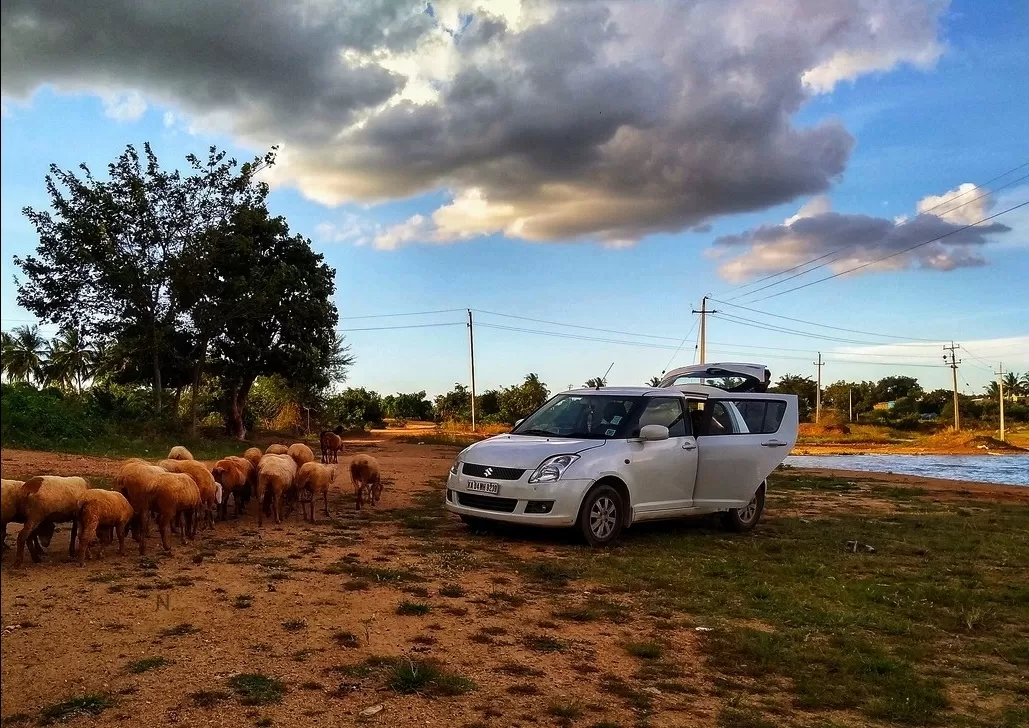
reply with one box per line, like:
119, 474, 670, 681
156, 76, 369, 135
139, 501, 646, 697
101, 91, 147, 122
916, 182, 991, 225
373, 214, 432, 250
836, 335, 1029, 367
314, 212, 379, 247
785, 194, 832, 225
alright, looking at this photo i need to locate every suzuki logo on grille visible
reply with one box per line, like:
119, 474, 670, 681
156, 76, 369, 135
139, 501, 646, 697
483, 467, 494, 477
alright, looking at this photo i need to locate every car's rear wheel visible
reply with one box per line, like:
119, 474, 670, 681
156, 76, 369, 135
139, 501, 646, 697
721, 482, 765, 532
578, 484, 625, 546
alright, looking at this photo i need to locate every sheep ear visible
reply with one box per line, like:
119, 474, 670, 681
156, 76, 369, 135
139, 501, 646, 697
23, 476, 44, 495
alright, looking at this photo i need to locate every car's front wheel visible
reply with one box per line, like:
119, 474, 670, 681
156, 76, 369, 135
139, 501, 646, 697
578, 484, 625, 546
721, 482, 765, 532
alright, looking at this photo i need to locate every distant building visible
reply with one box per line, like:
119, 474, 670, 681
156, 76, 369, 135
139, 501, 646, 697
873, 401, 895, 411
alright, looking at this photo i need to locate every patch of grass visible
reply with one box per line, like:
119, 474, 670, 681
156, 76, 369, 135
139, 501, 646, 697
411, 634, 438, 646
87, 572, 123, 583
158, 623, 199, 637
443, 606, 469, 616
553, 598, 631, 624
523, 560, 578, 587
403, 585, 432, 598
0, 713, 33, 726
397, 600, 432, 616
281, 619, 306, 632
523, 633, 566, 653
228, 674, 287, 706
37, 694, 114, 725
548, 702, 585, 719
324, 561, 423, 583
495, 662, 546, 678
291, 649, 316, 662
716, 706, 776, 728
600, 675, 653, 711
387, 658, 476, 696
172, 575, 195, 587
189, 690, 230, 708
439, 583, 466, 598
106, 584, 125, 594
126, 656, 169, 674
233, 594, 254, 609
624, 641, 664, 660
332, 630, 360, 648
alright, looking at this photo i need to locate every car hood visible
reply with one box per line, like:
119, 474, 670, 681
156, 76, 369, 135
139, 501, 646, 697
460, 435, 605, 469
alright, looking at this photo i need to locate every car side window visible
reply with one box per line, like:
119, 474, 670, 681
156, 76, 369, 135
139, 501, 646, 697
636, 397, 687, 437
707, 401, 738, 435
704, 400, 787, 435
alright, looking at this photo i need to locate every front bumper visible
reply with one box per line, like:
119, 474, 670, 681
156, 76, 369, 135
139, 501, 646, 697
443, 470, 592, 527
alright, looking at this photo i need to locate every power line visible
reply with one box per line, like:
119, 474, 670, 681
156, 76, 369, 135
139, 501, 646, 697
337, 322, 464, 332
662, 318, 699, 373
472, 309, 684, 342
720, 162, 1029, 300
710, 311, 939, 348
747, 200, 1029, 302
709, 298, 940, 342
337, 308, 464, 320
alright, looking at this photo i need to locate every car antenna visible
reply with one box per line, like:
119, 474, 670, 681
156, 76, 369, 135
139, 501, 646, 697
597, 362, 614, 389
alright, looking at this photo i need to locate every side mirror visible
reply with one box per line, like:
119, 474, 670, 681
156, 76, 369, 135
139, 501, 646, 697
639, 424, 670, 441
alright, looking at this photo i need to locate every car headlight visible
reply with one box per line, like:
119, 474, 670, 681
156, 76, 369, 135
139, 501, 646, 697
528, 454, 579, 484
449, 458, 462, 476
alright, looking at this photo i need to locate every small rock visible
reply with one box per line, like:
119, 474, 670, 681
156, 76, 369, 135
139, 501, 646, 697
694, 626, 713, 632
359, 704, 384, 717
644, 687, 662, 695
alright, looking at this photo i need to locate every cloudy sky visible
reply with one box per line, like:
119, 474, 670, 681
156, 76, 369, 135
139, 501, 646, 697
2, 0, 1027, 396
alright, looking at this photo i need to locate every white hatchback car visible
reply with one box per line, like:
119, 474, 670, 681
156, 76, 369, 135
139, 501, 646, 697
444, 363, 798, 545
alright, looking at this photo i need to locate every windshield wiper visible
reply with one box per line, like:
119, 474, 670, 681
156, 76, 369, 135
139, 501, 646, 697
517, 428, 559, 437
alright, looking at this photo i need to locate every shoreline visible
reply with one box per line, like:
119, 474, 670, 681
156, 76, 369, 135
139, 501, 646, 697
792, 443, 1027, 456
785, 465, 1029, 503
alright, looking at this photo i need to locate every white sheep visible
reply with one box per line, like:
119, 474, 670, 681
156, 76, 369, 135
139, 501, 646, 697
256, 454, 298, 526
295, 462, 337, 521
166, 445, 194, 461
350, 454, 383, 511
76, 489, 134, 565
13, 476, 90, 566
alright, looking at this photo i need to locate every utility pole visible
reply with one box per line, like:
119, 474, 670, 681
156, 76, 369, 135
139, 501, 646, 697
996, 362, 1006, 441
848, 387, 853, 423
943, 342, 961, 431
467, 309, 477, 433
691, 296, 719, 364
813, 352, 824, 424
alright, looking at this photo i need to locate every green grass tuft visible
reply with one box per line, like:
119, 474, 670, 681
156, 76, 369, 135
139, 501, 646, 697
37, 694, 114, 725
126, 656, 169, 674
397, 600, 432, 616
228, 674, 287, 705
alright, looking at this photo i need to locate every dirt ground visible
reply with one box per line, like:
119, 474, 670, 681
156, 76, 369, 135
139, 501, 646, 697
1, 440, 1026, 727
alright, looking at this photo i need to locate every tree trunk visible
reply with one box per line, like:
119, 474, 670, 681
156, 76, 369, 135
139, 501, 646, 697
226, 377, 255, 440
172, 386, 183, 417
188, 338, 208, 436
150, 324, 163, 412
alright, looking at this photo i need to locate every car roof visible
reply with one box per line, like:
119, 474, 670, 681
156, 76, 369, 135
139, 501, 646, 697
563, 386, 711, 398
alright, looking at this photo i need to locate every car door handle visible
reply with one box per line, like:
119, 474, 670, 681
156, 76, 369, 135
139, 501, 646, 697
761, 440, 787, 448
682, 442, 697, 451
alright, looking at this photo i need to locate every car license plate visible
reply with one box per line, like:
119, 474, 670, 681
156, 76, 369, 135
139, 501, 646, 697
466, 480, 500, 495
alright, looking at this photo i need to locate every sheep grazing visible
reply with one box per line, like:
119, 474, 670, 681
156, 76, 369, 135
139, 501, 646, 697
13, 476, 90, 566
212, 456, 253, 520
265, 443, 289, 455
114, 459, 168, 554
158, 459, 218, 530
1, 479, 53, 555
166, 445, 194, 461
149, 472, 202, 552
319, 430, 343, 464
287, 442, 315, 468
75, 489, 133, 565
295, 462, 336, 522
256, 454, 298, 526
350, 454, 383, 511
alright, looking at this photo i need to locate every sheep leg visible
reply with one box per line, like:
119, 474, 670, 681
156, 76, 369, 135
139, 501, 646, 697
181, 512, 192, 545
116, 522, 127, 556
157, 515, 172, 552
14, 520, 37, 566
77, 513, 99, 566
69, 518, 79, 558
322, 489, 329, 518
273, 491, 282, 524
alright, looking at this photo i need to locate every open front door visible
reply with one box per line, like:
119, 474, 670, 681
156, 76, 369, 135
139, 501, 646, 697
692, 394, 798, 508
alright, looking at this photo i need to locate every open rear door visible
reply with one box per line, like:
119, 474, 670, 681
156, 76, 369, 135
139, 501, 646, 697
692, 393, 798, 508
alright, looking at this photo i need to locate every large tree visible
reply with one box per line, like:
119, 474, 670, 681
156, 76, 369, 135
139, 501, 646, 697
42, 326, 97, 392
15, 143, 272, 411
201, 203, 347, 438
771, 373, 818, 421
3, 325, 47, 384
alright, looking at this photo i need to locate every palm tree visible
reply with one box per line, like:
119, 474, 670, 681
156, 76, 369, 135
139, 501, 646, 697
984, 381, 1001, 400
1020, 371, 1029, 396
1002, 372, 1020, 399
584, 377, 607, 388
4, 325, 47, 383
647, 376, 663, 387
1, 331, 13, 381
45, 327, 98, 392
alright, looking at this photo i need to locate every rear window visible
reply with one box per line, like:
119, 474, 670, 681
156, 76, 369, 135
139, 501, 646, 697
699, 399, 787, 435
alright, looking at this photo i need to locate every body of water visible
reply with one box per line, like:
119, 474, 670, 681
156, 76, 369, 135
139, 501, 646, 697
785, 454, 1029, 487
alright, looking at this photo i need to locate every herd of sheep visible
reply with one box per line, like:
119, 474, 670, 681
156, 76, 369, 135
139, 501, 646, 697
0, 440, 382, 568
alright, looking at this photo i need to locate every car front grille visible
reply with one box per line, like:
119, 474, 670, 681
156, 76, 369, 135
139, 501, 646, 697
456, 492, 519, 513
462, 463, 526, 480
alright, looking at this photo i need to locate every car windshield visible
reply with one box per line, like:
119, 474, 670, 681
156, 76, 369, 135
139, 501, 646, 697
511, 394, 642, 439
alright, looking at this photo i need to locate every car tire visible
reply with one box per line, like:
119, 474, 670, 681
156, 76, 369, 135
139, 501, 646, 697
578, 484, 625, 547
722, 482, 765, 532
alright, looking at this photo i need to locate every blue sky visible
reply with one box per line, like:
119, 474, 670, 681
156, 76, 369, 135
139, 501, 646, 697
2, 0, 1026, 398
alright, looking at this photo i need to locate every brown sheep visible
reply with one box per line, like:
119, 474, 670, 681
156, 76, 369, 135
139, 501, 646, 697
76, 489, 134, 565
158, 459, 218, 530
319, 430, 343, 463
295, 462, 336, 522
166, 445, 194, 460
350, 455, 383, 511
2, 478, 53, 555
114, 459, 167, 554
256, 454, 297, 526
265, 443, 289, 455
151, 472, 201, 552
14, 476, 90, 566
287, 442, 316, 468
212, 456, 253, 520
